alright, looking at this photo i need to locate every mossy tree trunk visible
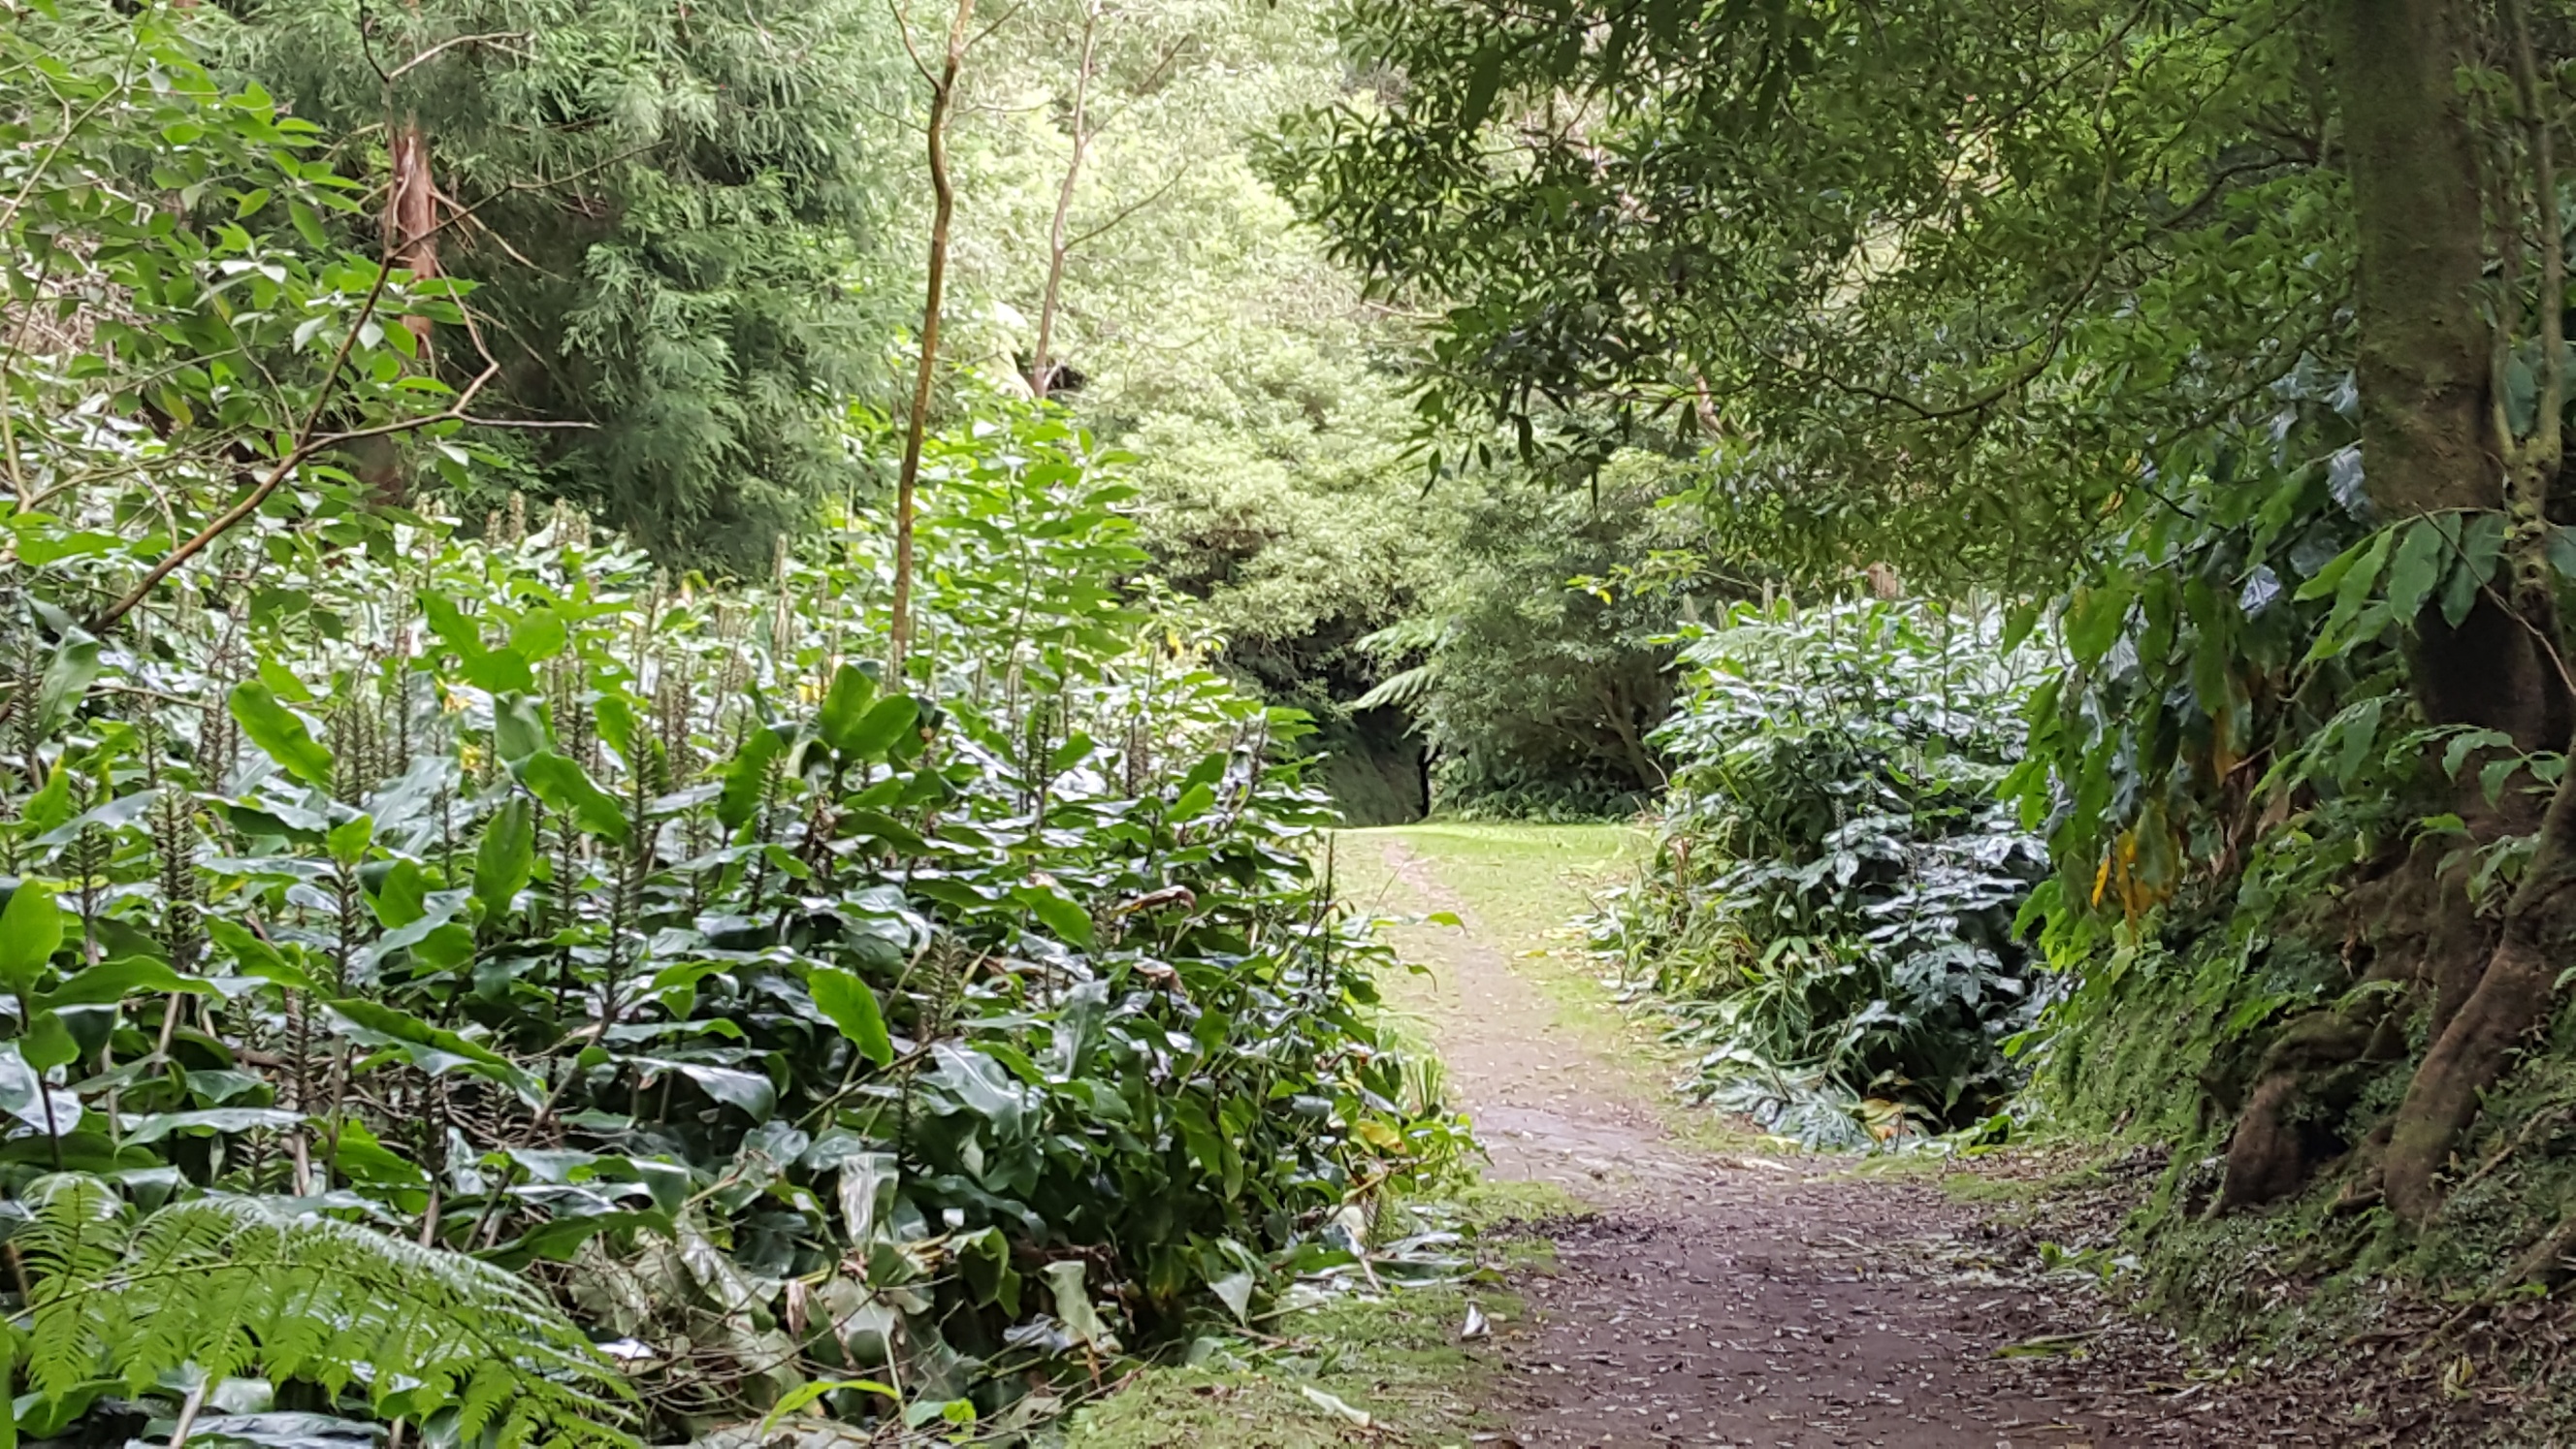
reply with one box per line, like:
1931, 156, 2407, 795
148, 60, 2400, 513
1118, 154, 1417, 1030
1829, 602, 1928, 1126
2222, 0, 2576, 1220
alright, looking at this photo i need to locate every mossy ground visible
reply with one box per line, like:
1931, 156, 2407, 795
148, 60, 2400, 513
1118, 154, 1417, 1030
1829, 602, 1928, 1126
1059, 1183, 1583, 1448
1980, 920, 2576, 1443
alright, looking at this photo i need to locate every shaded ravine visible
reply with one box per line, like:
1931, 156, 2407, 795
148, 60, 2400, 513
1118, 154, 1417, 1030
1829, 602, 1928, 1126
1353, 827, 2322, 1449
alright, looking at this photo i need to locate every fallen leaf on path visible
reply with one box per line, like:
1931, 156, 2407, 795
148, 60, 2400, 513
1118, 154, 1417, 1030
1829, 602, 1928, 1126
1300, 1385, 1372, 1428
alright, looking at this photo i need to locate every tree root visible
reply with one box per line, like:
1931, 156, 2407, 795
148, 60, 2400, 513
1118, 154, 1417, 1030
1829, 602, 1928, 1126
2382, 775, 2576, 1224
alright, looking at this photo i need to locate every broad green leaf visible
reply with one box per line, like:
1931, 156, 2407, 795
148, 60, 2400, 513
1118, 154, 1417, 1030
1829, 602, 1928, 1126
17, 764, 73, 835
0, 880, 64, 994
37, 957, 212, 1010
18, 1012, 78, 1073
492, 692, 553, 766
1014, 885, 1094, 948
816, 664, 879, 754
523, 753, 628, 840
228, 683, 336, 789
0, 1040, 80, 1137
2062, 576, 2131, 663
208, 918, 314, 992
839, 696, 920, 762
34, 637, 101, 734
808, 967, 894, 1067
953, 1226, 1018, 1313
760, 1379, 898, 1435
841, 808, 927, 853
326, 998, 541, 1103
2443, 727, 2517, 778
326, 813, 373, 866
718, 724, 787, 831
1042, 1260, 1119, 1352
508, 607, 567, 660
370, 857, 429, 929
119, 1107, 306, 1145
1999, 598, 2042, 654
2440, 511, 2507, 627
473, 796, 536, 922
2382, 519, 2444, 625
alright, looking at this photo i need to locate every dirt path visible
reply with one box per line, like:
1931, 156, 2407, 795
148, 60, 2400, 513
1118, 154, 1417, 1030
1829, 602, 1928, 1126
1352, 826, 2314, 1449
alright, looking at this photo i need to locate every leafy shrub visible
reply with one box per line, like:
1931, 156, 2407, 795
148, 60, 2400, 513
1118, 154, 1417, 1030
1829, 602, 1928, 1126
0, 402, 1468, 1438
1594, 600, 2050, 1145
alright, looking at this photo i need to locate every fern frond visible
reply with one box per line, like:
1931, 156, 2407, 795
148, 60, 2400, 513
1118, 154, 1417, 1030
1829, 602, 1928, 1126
1354, 662, 1437, 711
16, 1175, 638, 1449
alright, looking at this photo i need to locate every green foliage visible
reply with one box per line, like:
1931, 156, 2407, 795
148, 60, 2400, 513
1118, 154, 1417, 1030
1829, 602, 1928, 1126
0, 0, 477, 612
12, 1173, 631, 1447
1276, 0, 2347, 593
1359, 463, 1703, 818
0, 394, 1466, 1436
213, 0, 909, 564
1597, 601, 2048, 1145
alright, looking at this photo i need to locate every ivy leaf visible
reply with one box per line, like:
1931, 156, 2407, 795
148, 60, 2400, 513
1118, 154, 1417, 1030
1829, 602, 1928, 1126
808, 967, 894, 1067
228, 682, 336, 789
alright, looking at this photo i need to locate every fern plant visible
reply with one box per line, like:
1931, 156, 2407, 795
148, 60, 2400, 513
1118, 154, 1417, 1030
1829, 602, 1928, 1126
8, 1175, 636, 1449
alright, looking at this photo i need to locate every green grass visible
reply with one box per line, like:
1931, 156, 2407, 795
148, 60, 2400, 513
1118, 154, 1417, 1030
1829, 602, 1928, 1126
1060, 1187, 1576, 1449
1060, 1286, 1506, 1448
1343, 822, 1761, 1156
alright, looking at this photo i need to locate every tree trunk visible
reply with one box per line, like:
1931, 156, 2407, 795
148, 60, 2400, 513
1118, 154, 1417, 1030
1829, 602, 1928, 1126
1030, 0, 1102, 402
2215, 0, 2576, 1216
2227, 0, 2576, 1222
889, 0, 978, 683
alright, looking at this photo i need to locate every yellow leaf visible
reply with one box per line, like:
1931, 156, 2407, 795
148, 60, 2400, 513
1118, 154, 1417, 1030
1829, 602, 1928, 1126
1351, 1119, 1405, 1152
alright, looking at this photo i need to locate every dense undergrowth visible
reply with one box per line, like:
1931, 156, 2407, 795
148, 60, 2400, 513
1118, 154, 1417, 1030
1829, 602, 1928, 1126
0, 10, 1466, 1440
1596, 601, 2048, 1146
0, 425, 1470, 1442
